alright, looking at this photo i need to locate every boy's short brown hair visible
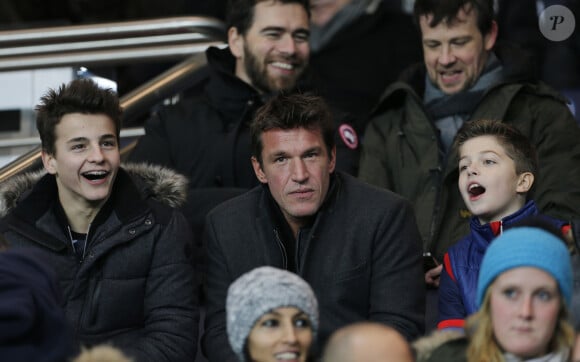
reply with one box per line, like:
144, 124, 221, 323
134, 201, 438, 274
453, 119, 538, 178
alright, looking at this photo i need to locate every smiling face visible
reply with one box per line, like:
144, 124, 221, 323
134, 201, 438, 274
458, 135, 533, 224
490, 267, 561, 359
41, 113, 120, 213
229, 1, 310, 93
419, 5, 497, 95
247, 307, 313, 362
252, 127, 335, 235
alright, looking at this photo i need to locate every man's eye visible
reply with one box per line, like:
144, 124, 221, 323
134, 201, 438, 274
483, 159, 496, 165
452, 39, 468, 46
275, 157, 287, 163
424, 42, 439, 49
71, 144, 85, 151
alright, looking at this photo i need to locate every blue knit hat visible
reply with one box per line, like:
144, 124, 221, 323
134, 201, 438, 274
226, 266, 319, 362
476, 226, 572, 309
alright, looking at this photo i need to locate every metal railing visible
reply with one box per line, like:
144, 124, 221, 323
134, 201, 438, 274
0, 17, 227, 181
0, 16, 226, 71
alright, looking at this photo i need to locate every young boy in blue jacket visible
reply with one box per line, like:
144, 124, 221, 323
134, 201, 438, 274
437, 119, 571, 330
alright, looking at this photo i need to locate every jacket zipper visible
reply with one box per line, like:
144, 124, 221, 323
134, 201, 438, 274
428, 166, 443, 253
273, 229, 288, 269
67, 223, 91, 264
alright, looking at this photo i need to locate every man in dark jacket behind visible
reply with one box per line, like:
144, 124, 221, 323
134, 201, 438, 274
128, 0, 361, 306
359, 0, 580, 286
0, 79, 198, 361
128, 0, 360, 239
308, 0, 423, 121
203, 93, 425, 361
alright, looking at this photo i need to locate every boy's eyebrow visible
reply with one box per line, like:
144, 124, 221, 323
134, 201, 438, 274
66, 134, 117, 143
460, 149, 501, 157
479, 150, 501, 156
66, 137, 88, 144
100, 134, 117, 140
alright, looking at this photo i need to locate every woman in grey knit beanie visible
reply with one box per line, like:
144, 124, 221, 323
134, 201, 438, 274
226, 266, 319, 362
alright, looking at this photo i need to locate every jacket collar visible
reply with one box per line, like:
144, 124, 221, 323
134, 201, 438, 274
205, 47, 263, 108
0, 163, 188, 222
469, 200, 540, 250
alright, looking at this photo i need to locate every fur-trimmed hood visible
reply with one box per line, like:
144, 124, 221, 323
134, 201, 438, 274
412, 329, 465, 362
0, 162, 188, 218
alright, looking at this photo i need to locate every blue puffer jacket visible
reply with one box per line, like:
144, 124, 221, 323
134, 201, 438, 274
437, 200, 569, 329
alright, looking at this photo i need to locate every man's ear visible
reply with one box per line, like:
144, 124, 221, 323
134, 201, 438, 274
251, 156, 268, 184
516, 171, 534, 193
228, 27, 243, 59
329, 146, 337, 173
483, 20, 498, 51
41, 150, 57, 175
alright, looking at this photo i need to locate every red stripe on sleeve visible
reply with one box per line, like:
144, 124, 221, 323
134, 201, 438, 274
443, 253, 456, 282
437, 319, 465, 330
562, 224, 571, 236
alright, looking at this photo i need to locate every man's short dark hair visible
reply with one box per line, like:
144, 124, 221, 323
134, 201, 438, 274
35, 78, 122, 156
251, 92, 335, 165
226, 0, 310, 35
413, 0, 495, 36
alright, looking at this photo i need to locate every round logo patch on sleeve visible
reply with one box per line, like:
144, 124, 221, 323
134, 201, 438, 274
338, 124, 359, 150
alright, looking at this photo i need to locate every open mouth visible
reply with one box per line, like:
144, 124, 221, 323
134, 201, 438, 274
440, 69, 461, 75
82, 170, 110, 181
440, 70, 462, 83
275, 352, 300, 360
468, 183, 486, 197
271, 61, 294, 70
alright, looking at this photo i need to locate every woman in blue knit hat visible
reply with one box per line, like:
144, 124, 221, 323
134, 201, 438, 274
414, 225, 575, 362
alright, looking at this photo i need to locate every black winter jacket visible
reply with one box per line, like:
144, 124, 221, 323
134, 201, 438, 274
0, 164, 198, 362
202, 172, 425, 361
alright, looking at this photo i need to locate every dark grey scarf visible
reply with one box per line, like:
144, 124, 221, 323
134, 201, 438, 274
423, 52, 503, 153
